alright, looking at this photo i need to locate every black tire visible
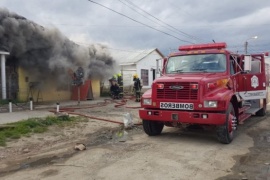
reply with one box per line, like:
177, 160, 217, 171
143, 120, 164, 136
216, 103, 236, 144
256, 98, 266, 116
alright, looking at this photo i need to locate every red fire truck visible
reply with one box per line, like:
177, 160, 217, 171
139, 42, 270, 144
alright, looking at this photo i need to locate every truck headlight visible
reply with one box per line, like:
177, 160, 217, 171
204, 101, 217, 108
143, 98, 152, 105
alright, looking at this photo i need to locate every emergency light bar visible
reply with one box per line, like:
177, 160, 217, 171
179, 42, 227, 51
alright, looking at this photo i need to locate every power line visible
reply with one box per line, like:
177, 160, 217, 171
168, 1, 198, 20
44, 22, 196, 28
43, 22, 270, 28
88, 0, 194, 44
228, 43, 270, 50
76, 41, 270, 55
117, 0, 187, 38
123, 0, 205, 43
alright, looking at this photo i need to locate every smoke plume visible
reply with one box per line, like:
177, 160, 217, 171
0, 8, 116, 87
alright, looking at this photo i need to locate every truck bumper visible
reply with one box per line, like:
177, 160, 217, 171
139, 109, 226, 125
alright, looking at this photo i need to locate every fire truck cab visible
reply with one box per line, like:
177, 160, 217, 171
139, 42, 270, 144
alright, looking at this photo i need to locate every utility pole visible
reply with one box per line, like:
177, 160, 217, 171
244, 41, 248, 54
244, 36, 258, 54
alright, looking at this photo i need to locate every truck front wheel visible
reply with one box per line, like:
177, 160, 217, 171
216, 103, 237, 144
143, 120, 164, 136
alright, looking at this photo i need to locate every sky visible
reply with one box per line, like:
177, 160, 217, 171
0, 0, 270, 56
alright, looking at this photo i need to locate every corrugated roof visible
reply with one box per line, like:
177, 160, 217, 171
110, 48, 164, 65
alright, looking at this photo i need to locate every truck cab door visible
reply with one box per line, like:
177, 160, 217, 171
238, 55, 267, 100
229, 59, 237, 92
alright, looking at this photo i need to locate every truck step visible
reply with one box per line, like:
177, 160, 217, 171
238, 113, 252, 124
238, 106, 250, 114
245, 107, 261, 115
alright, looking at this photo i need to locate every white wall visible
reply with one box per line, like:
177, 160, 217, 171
108, 50, 164, 92
136, 50, 163, 89
121, 64, 136, 88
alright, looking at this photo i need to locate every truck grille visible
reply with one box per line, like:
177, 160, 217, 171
156, 82, 198, 100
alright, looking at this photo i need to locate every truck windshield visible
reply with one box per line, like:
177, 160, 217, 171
166, 54, 227, 73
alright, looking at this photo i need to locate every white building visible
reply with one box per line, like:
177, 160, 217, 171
111, 48, 165, 90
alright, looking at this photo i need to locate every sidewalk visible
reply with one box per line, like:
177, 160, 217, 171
0, 98, 108, 125
0, 110, 55, 124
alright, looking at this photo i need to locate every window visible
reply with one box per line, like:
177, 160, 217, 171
141, 69, 149, 86
166, 54, 227, 73
230, 60, 235, 75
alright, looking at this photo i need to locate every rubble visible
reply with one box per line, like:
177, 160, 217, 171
22, 148, 30, 153
74, 143, 86, 151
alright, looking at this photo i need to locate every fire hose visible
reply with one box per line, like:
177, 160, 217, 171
50, 96, 142, 125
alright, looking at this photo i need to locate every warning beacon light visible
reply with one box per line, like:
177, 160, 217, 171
179, 42, 227, 51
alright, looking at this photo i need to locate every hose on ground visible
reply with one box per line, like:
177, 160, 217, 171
50, 96, 142, 125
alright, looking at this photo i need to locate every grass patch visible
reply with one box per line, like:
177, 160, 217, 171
0, 115, 80, 146
0, 99, 9, 105
0, 99, 27, 105
33, 126, 47, 133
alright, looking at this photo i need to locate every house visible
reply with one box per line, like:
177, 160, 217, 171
111, 48, 165, 90
0, 9, 115, 102
0, 56, 102, 102
16, 67, 101, 102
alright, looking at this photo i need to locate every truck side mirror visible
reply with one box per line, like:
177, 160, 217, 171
162, 58, 167, 75
244, 55, 251, 72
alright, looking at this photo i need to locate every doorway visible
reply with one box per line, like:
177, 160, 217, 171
152, 69, 156, 81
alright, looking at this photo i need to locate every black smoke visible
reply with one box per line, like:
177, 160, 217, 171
0, 8, 116, 87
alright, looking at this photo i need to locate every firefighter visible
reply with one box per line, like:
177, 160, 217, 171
117, 73, 123, 98
133, 74, 142, 102
117, 73, 123, 86
110, 79, 120, 99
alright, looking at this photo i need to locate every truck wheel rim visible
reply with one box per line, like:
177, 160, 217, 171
228, 113, 234, 133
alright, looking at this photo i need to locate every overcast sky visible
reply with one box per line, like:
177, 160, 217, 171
1, 0, 270, 56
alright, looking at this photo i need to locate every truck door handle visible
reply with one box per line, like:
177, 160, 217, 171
244, 76, 247, 94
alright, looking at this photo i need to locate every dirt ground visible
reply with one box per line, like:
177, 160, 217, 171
0, 99, 270, 180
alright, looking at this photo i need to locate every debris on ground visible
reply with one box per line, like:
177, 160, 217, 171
113, 130, 128, 142
123, 113, 133, 129
55, 112, 69, 118
22, 148, 30, 153
74, 143, 86, 151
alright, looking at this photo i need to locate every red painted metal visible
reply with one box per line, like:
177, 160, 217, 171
139, 109, 226, 125
71, 80, 92, 100
140, 41, 270, 138
179, 42, 227, 51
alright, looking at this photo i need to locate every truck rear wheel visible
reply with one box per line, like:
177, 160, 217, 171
216, 103, 236, 144
143, 120, 164, 136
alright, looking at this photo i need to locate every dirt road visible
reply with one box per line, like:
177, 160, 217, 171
0, 99, 269, 180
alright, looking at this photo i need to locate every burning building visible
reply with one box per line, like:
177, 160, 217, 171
0, 8, 116, 102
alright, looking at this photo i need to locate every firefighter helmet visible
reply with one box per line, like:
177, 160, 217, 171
133, 74, 138, 78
